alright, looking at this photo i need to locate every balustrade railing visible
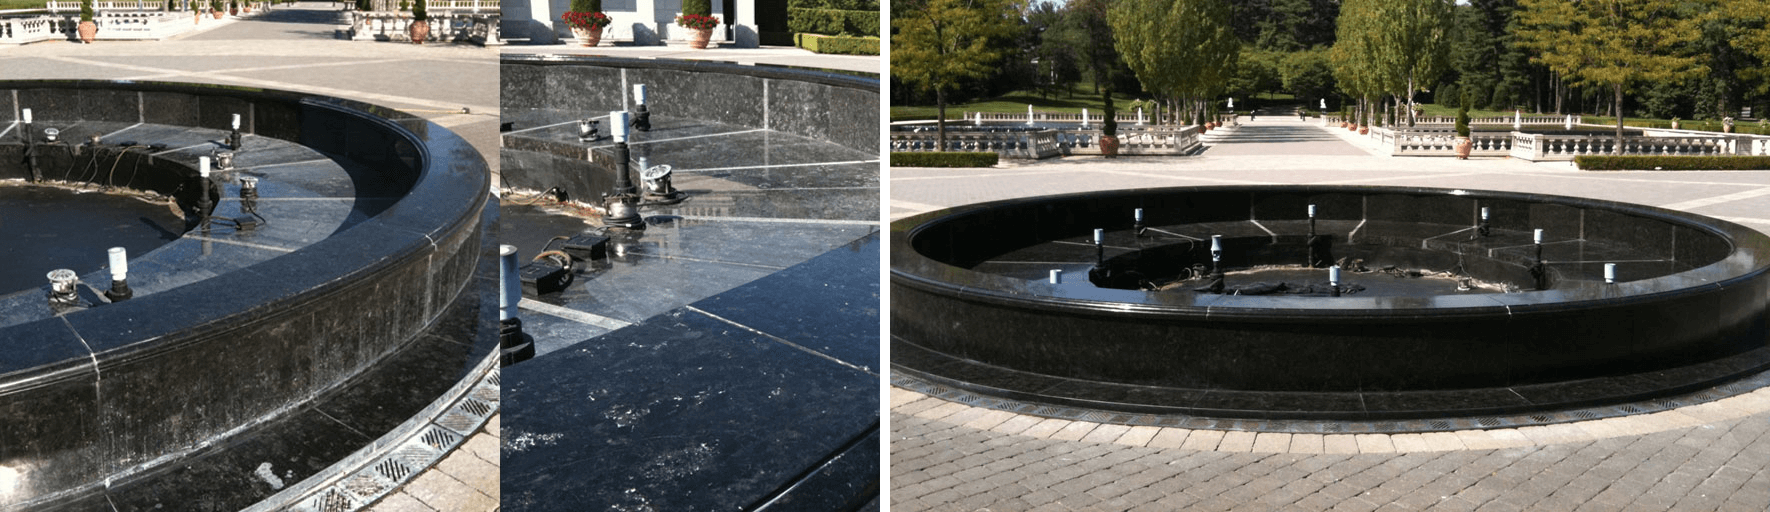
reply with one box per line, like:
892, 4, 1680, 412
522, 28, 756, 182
1509, 133, 1753, 161
348, 10, 500, 44
889, 125, 1201, 158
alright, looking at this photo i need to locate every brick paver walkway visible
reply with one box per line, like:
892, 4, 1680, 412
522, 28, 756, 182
890, 115, 1770, 511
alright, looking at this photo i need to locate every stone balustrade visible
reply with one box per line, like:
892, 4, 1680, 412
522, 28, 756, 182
348, 11, 501, 44
0, 15, 65, 44
1324, 114, 1579, 127
1379, 128, 1515, 157
890, 125, 1201, 159
1508, 132, 1752, 161
890, 129, 1061, 159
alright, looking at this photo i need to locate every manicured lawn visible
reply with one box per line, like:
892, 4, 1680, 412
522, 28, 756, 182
0, 0, 47, 10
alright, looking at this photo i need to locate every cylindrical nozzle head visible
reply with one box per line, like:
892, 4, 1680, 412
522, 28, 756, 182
1308, 204, 1316, 218
239, 176, 258, 190
21, 108, 30, 124
633, 83, 647, 105
1534, 229, 1544, 244
198, 156, 211, 178
231, 113, 241, 130
499, 245, 520, 321
1134, 208, 1143, 222
1481, 207, 1489, 220
1329, 265, 1341, 285
1093, 228, 1104, 245
108, 247, 127, 282
611, 111, 630, 142
1604, 263, 1617, 284
1049, 269, 1061, 284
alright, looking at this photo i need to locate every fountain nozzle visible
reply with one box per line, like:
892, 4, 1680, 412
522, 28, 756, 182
499, 245, 534, 366
106, 247, 132, 302
1133, 208, 1144, 236
632, 84, 651, 132
1329, 265, 1342, 297
47, 269, 78, 305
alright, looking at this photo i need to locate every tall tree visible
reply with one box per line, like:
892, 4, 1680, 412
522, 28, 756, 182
892, 0, 1023, 150
1108, 0, 1240, 125
1332, 0, 1452, 126
1516, 0, 1706, 152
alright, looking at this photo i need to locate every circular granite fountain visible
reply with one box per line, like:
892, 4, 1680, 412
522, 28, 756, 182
0, 80, 497, 509
892, 186, 1770, 425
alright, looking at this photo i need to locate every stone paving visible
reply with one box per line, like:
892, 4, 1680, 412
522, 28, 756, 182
2, 5, 500, 510
890, 115, 1770, 511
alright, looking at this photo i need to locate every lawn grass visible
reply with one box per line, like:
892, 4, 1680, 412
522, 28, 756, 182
892, 81, 1190, 122
0, 0, 48, 10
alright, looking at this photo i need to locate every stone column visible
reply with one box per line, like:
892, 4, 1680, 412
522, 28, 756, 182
732, 0, 754, 47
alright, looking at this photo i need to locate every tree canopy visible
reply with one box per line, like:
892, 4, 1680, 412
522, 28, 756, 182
891, 0, 1023, 148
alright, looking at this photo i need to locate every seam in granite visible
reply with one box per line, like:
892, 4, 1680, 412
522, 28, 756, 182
517, 298, 633, 330
505, 118, 593, 136
582, 127, 769, 151
665, 215, 878, 226
672, 159, 880, 173
182, 234, 298, 253
237, 157, 337, 171
687, 305, 875, 376
100, 123, 144, 141
149, 141, 215, 157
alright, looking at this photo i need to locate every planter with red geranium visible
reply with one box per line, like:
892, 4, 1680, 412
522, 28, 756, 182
562, 0, 609, 47
675, 0, 717, 49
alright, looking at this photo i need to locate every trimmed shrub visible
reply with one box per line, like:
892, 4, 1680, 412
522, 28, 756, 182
1575, 156, 1770, 171
681, 0, 710, 16
890, 152, 999, 168
787, 8, 878, 36
569, 0, 598, 13
796, 33, 878, 55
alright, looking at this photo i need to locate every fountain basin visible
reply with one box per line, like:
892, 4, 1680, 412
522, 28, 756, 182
0, 80, 493, 507
892, 185, 1770, 419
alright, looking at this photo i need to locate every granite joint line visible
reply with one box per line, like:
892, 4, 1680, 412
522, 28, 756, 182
622, 251, 790, 271
505, 117, 597, 136
584, 128, 767, 149
687, 305, 875, 376
665, 215, 878, 226
517, 298, 633, 330
182, 234, 298, 253
672, 159, 880, 173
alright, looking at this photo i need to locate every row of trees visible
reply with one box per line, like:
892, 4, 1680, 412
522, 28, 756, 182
894, 0, 1770, 153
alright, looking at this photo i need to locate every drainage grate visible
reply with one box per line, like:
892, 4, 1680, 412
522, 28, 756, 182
1475, 417, 1501, 427
460, 398, 493, 417
487, 371, 500, 387
1530, 414, 1554, 423
339, 472, 387, 499
373, 458, 413, 482
418, 426, 461, 450
1429, 420, 1453, 430
311, 488, 355, 512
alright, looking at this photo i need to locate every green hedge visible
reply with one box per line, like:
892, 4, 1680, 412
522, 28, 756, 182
795, 33, 879, 55
789, 0, 874, 9
890, 152, 999, 168
788, 8, 879, 36
1575, 155, 1770, 171
681, 0, 709, 16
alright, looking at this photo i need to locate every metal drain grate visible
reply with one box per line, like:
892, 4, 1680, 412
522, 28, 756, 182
374, 458, 414, 482
418, 426, 461, 450
1429, 420, 1453, 430
436, 411, 481, 435
487, 371, 500, 387
460, 398, 493, 417
1475, 417, 1501, 427
312, 488, 355, 512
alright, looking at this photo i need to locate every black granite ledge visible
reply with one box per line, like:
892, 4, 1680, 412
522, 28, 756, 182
892, 185, 1770, 416
502, 233, 880, 510
501, 56, 878, 153
0, 81, 492, 508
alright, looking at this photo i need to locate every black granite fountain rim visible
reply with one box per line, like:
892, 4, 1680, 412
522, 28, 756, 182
500, 54, 879, 91
0, 79, 489, 370
892, 184, 1769, 319
0, 80, 491, 507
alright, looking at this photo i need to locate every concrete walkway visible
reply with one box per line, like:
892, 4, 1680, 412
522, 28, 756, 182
890, 116, 1770, 511
2, 4, 499, 510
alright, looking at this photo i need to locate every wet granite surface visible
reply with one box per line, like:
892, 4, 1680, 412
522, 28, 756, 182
503, 234, 880, 510
498, 57, 881, 510
0, 186, 184, 294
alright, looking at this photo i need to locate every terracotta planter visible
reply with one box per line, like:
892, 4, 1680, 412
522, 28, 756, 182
1359, 126, 1369, 135
77, 20, 95, 43
688, 27, 712, 49
1099, 135, 1120, 157
571, 26, 601, 47
1455, 137, 1473, 159
228, 7, 236, 14
409, 19, 428, 44
212, 10, 223, 18
1671, 121, 1680, 130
